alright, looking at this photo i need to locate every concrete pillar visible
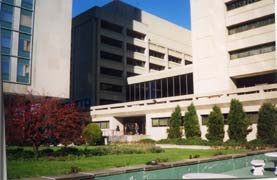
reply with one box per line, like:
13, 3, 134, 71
145, 36, 150, 73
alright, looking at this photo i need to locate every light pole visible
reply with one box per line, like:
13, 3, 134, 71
0, 26, 8, 180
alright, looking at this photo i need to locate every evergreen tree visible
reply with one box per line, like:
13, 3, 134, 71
257, 103, 277, 144
227, 99, 249, 141
206, 105, 225, 142
184, 103, 201, 138
167, 105, 182, 139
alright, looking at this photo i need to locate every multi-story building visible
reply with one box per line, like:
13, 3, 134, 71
84, 0, 276, 141
70, 0, 192, 106
0, 0, 72, 98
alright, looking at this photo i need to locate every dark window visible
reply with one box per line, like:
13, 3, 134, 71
169, 55, 182, 64
168, 77, 173, 97
149, 50, 164, 59
126, 29, 145, 40
100, 67, 122, 77
149, 63, 165, 71
174, 76, 180, 96
127, 72, 139, 77
156, 80, 162, 98
152, 117, 170, 127
150, 81, 156, 99
229, 42, 275, 60
140, 83, 145, 100
130, 84, 135, 101
0, 3, 13, 28
100, 51, 122, 63
135, 84, 140, 100
226, 0, 261, 11
1, 29, 11, 54
228, 14, 275, 35
162, 78, 167, 97
145, 82, 150, 99
21, 0, 33, 10
187, 73, 194, 94
180, 74, 187, 95
127, 57, 145, 67
101, 20, 122, 34
100, 83, 122, 93
99, 99, 122, 105
95, 121, 109, 129
234, 72, 277, 88
202, 114, 229, 125
101, 36, 122, 48
127, 43, 145, 53
185, 60, 192, 65
1, 55, 10, 80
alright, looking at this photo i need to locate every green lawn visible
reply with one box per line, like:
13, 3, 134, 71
7, 147, 248, 179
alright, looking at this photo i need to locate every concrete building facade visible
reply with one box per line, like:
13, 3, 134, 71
71, 0, 192, 106
0, 0, 72, 98
85, 0, 276, 141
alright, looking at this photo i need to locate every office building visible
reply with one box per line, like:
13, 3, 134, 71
0, 0, 72, 98
79, 0, 276, 141
71, 0, 192, 106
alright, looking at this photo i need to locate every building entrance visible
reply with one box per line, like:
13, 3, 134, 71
121, 116, 145, 135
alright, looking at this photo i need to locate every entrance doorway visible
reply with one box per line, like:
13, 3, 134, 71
120, 116, 145, 135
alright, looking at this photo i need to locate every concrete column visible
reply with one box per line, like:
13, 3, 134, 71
165, 48, 169, 69
181, 53, 186, 65
144, 36, 150, 73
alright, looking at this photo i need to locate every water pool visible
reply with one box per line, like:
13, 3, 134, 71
94, 153, 277, 180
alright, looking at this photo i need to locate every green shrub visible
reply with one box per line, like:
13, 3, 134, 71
227, 99, 249, 142
148, 146, 165, 153
82, 123, 103, 145
176, 137, 209, 145
157, 138, 179, 144
39, 148, 54, 157
257, 103, 277, 144
206, 106, 224, 142
224, 139, 246, 146
184, 103, 201, 138
138, 138, 156, 144
7, 148, 34, 159
167, 105, 182, 139
69, 166, 81, 173
55, 147, 80, 156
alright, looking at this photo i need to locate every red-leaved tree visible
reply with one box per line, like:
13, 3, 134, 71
4, 93, 90, 156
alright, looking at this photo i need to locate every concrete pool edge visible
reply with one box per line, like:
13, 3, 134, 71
80, 148, 277, 178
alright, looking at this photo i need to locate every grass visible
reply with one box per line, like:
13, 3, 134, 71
7, 145, 249, 179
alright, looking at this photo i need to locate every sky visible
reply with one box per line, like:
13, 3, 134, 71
72, 0, 191, 30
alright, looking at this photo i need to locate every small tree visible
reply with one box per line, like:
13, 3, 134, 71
184, 103, 201, 138
82, 123, 103, 145
167, 105, 182, 139
227, 99, 249, 142
206, 105, 224, 142
5, 93, 89, 156
257, 103, 277, 144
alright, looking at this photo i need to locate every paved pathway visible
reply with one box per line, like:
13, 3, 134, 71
156, 144, 211, 149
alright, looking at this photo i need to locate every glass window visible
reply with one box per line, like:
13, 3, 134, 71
18, 33, 31, 58
100, 83, 122, 93
180, 74, 187, 95
1, 29, 12, 54
2, 55, 10, 80
21, 0, 33, 10
140, 82, 145, 100
17, 58, 30, 83
187, 73, 194, 94
152, 117, 169, 127
0, 4, 13, 28
95, 121, 109, 129
145, 82, 150, 99
156, 80, 162, 98
20, 9, 33, 33
168, 77, 173, 97
162, 78, 167, 97
174, 76, 180, 96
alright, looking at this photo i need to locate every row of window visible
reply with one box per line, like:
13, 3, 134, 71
234, 72, 277, 88
127, 57, 145, 67
100, 82, 123, 93
100, 67, 122, 77
99, 99, 122, 105
152, 112, 258, 127
228, 14, 275, 35
126, 73, 193, 102
149, 63, 164, 71
101, 20, 146, 40
226, 0, 260, 11
95, 121, 109, 129
229, 42, 275, 60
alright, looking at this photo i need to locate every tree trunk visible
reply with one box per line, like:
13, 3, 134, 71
32, 143, 39, 159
